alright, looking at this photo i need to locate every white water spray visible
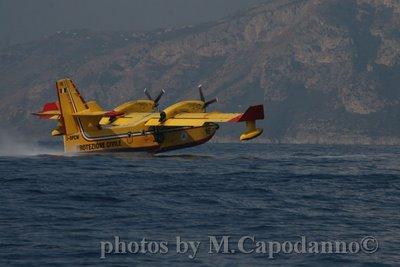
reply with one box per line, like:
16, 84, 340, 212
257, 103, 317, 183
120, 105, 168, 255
0, 131, 62, 156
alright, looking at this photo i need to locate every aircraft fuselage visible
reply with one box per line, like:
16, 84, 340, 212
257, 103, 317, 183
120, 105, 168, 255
63, 123, 219, 153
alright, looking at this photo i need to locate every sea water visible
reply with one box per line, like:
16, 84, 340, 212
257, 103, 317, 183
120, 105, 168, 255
1, 143, 399, 266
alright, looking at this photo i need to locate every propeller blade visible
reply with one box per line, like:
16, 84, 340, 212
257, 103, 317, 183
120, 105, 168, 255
144, 88, 152, 100
198, 84, 205, 102
204, 98, 218, 108
154, 89, 165, 104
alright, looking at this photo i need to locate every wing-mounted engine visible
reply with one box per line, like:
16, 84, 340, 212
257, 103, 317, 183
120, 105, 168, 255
112, 87, 166, 114
158, 84, 218, 122
113, 100, 156, 114
158, 100, 205, 123
99, 88, 165, 125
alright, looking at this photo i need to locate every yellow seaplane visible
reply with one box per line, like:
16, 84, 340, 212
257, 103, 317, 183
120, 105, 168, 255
33, 78, 264, 153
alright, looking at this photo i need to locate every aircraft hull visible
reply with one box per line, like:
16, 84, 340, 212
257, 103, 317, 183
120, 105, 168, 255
63, 124, 218, 153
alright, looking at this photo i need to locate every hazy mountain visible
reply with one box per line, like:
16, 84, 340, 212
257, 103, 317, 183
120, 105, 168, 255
1, 0, 400, 144
0, 0, 268, 47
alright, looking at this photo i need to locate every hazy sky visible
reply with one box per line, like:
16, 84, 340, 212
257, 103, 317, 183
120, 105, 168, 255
0, 0, 269, 46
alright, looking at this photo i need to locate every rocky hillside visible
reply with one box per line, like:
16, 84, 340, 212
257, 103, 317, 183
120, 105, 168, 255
1, 0, 400, 144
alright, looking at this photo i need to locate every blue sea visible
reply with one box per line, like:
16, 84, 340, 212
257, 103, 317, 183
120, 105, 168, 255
1, 143, 399, 266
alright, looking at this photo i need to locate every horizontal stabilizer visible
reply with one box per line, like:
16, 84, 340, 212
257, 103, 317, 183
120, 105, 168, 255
32, 102, 60, 119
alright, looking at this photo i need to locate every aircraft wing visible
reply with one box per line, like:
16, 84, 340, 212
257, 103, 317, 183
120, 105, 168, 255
145, 105, 264, 127
145, 113, 239, 126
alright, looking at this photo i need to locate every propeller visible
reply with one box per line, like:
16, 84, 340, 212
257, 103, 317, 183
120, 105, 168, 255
198, 84, 218, 109
144, 88, 165, 107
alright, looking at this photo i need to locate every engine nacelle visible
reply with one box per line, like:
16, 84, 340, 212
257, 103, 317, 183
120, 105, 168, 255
159, 101, 204, 122
114, 100, 156, 114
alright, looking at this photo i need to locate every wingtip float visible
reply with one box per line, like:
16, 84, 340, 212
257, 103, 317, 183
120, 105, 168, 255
33, 78, 265, 153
